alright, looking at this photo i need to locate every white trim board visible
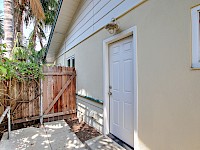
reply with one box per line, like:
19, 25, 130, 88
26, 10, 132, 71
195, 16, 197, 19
103, 26, 139, 149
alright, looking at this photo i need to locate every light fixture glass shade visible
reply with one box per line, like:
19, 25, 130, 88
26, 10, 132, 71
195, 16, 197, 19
105, 18, 119, 34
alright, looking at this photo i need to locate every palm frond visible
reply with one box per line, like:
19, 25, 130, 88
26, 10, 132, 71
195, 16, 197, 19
37, 24, 46, 39
30, 0, 45, 21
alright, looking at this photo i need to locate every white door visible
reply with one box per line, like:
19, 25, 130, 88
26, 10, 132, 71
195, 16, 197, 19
109, 36, 134, 147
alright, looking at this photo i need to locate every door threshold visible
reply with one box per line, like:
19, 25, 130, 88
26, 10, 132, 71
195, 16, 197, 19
107, 133, 134, 150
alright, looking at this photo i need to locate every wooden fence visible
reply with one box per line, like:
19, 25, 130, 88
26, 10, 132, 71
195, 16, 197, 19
0, 66, 76, 124
42, 66, 76, 122
0, 79, 40, 124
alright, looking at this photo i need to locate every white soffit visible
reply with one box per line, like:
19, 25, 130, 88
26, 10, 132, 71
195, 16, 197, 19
46, 0, 80, 63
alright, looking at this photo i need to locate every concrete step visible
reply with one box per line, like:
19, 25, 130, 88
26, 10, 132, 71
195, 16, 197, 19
85, 135, 126, 150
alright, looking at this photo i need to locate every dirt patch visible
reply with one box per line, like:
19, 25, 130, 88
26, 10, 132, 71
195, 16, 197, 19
65, 118, 101, 143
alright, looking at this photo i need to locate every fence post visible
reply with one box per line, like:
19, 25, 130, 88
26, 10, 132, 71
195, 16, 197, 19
7, 106, 11, 139
40, 79, 43, 125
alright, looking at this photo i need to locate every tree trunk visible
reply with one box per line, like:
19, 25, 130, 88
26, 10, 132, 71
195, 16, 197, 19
32, 20, 38, 48
14, 0, 25, 46
4, 0, 14, 58
37, 29, 44, 49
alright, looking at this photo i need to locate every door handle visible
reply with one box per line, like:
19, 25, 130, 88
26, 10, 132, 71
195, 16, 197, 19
108, 91, 112, 95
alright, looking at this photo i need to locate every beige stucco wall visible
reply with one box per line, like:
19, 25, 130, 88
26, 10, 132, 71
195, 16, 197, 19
56, 0, 200, 149
56, 29, 109, 100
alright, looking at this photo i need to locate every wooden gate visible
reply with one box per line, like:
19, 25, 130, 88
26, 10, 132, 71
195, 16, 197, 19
42, 66, 76, 122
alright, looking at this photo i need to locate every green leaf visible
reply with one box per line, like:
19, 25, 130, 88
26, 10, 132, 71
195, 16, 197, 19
0, 66, 7, 75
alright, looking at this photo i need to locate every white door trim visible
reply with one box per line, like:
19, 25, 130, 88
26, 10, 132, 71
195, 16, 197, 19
103, 26, 138, 149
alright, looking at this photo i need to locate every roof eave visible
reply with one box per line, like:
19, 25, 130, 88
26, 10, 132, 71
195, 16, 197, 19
43, 0, 63, 62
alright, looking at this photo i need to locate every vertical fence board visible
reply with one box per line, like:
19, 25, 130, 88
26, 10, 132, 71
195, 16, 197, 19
57, 66, 62, 112
35, 80, 40, 116
72, 68, 75, 111
43, 66, 48, 115
15, 80, 21, 119
47, 67, 51, 116
62, 67, 67, 112
53, 66, 58, 113
68, 68, 72, 111
21, 81, 25, 119
32, 81, 36, 117
29, 81, 32, 117
24, 81, 29, 118
49, 67, 54, 115
66, 67, 70, 111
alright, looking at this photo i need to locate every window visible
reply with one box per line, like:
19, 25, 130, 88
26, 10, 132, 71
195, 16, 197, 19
191, 6, 200, 68
65, 55, 75, 67
72, 57, 75, 67
68, 59, 71, 67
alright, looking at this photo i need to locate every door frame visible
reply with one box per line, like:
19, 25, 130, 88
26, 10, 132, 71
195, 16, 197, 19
103, 26, 138, 149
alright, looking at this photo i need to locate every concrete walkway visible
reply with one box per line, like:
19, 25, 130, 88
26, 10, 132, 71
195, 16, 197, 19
0, 120, 86, 150
85, 135, 126, 150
